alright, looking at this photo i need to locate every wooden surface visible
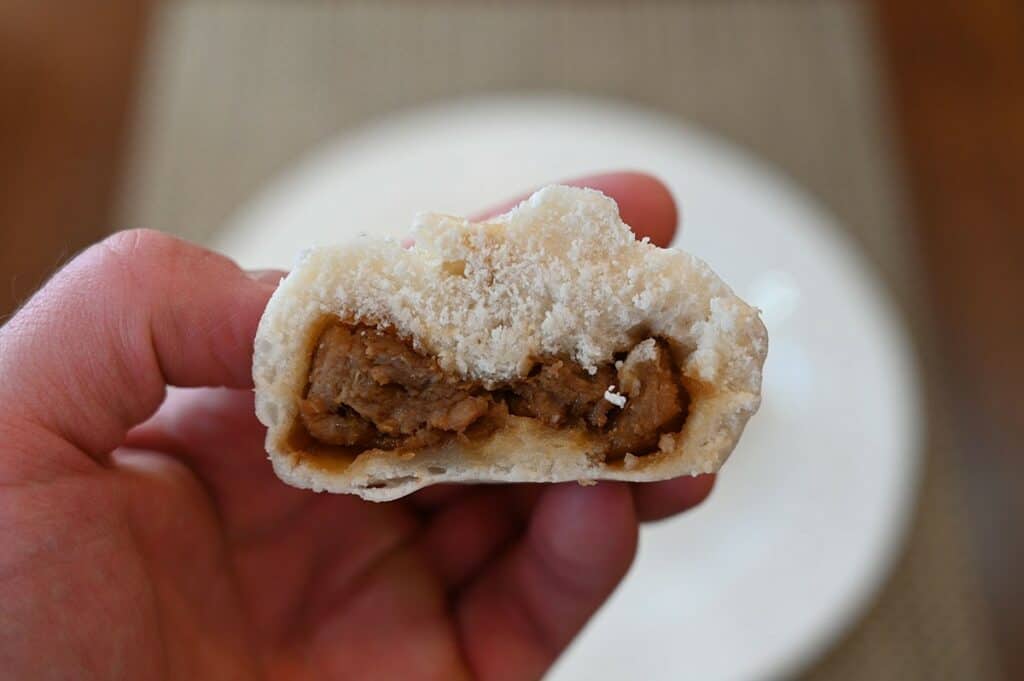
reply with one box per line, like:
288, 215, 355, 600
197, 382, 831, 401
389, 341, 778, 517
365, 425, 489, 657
0, 1, 149, 319
873, 1, 1024, 678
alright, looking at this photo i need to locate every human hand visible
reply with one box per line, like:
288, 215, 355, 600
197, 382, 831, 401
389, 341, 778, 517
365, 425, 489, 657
0, 172, 713, 680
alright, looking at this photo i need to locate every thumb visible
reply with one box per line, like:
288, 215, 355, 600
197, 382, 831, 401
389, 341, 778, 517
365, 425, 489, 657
0, 229, 278, 463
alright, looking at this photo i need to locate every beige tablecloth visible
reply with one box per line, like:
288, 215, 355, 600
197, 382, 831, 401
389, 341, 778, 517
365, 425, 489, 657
118, 2, 1002, 678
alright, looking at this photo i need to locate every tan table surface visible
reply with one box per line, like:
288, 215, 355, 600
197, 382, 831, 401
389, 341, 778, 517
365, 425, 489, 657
118, 2, 1002, 678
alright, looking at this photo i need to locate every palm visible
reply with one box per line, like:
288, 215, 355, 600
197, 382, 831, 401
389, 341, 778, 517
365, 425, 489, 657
106, 389, 474, 679
117, 473, 469, 681
78, 387, 649, 680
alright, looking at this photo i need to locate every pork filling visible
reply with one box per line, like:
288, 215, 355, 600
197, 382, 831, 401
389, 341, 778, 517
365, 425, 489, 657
299, 323, 688, 459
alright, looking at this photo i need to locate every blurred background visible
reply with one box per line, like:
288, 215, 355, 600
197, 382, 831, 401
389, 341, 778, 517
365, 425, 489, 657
2, 1, 1022, 679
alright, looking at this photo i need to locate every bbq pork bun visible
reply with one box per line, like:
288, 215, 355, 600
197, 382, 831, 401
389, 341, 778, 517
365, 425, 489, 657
253, 185, 768, 502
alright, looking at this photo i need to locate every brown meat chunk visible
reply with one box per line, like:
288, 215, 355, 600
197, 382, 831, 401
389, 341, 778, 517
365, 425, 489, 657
604, 340, 686, 458
300, 325, 490, 449
505, 360, 617, 428
299, 396, 378, 447
298, 322, 688, 458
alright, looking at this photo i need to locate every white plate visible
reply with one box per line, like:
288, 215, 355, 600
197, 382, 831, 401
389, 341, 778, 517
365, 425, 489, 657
216, 94, 922, 681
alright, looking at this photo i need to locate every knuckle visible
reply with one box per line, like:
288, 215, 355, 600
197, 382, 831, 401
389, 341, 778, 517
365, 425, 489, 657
99, 228, 182, 266
87, 229, 213, 292
49, 229, 195, 308
97, 229, 235, 281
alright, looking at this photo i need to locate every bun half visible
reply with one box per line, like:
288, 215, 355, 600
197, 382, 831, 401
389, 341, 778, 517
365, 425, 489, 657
253, 186, 767, 501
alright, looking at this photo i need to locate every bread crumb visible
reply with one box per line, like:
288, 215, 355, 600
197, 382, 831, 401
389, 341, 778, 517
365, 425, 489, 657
577, 479, 598, 487
603, 385, 627, 408
623, 453, 639, 470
